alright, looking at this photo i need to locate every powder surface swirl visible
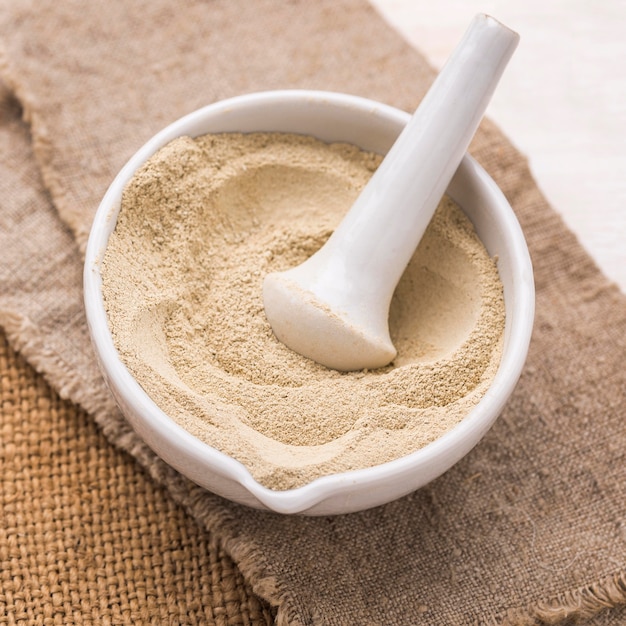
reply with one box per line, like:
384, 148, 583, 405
101, 132, 505, 490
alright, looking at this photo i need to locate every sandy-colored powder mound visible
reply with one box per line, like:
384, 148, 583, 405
102, 132, 505, 490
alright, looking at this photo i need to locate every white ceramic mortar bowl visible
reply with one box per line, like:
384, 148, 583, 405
84, 90, 535, 516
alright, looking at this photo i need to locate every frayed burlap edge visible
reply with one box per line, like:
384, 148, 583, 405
498, 571, 626, 626
0, 310, 130, 442
222, 540, 301, 626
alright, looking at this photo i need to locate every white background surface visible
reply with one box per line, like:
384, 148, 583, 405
371, 1, 626, 292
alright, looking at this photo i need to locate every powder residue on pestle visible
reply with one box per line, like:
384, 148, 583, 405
101, 132, 505, 491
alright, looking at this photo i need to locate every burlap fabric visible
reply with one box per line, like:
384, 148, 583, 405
0, 331, 275, 624
0, 1, 624, 624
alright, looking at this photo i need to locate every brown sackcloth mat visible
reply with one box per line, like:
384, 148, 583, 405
0, 1, 625, 624
0, 331, 275, 625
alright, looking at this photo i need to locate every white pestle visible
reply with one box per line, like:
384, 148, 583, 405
263, 14, 519, 371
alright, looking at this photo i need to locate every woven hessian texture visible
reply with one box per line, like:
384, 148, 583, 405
0, 1, 625, 624
0, 331, 275, 625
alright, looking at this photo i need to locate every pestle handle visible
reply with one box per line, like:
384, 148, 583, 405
309, 14, 519, 314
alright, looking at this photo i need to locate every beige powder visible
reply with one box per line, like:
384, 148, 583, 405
101, 132, 505, 490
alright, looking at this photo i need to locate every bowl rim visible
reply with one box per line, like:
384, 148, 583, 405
84, 89, 535, 514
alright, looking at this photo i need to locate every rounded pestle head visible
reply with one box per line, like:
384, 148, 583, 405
263, 270, 397, 371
